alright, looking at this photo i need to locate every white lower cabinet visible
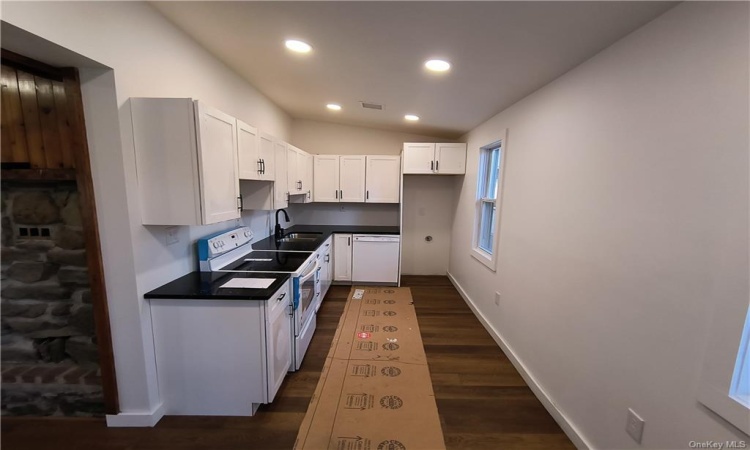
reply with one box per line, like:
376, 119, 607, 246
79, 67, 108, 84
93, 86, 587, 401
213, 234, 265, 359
150, 281, 291, 416
265, 284, 292, 402
318, 236, 333, 298
333, 234, 352, 282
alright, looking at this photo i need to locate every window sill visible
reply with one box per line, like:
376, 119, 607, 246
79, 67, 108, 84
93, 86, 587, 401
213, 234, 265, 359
698, 384, 750, 435
471, 247, 497, 271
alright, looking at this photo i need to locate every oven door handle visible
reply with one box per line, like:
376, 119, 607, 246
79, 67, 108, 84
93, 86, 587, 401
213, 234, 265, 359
298, 259, 319, 282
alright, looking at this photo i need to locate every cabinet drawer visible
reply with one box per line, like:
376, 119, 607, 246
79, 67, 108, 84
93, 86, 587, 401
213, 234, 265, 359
266, 280, 291, 320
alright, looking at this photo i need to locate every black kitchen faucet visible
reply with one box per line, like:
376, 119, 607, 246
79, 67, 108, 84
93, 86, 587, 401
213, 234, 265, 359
275, 209, 290, 240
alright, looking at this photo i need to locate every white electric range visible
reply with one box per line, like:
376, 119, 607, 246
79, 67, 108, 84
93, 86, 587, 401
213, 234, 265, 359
198, 227, 320, 371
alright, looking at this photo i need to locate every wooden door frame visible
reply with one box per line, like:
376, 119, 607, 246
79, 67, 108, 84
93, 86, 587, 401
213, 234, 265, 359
2, 50, 120, 414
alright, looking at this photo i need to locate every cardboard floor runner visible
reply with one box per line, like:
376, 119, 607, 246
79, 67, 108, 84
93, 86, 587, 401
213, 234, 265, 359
294, 287, 446, 450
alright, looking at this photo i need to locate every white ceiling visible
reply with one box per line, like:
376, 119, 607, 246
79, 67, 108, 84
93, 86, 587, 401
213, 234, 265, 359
152, 1, 676, 138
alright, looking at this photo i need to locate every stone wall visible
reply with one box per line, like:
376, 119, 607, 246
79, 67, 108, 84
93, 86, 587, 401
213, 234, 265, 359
1, 181, 103, 416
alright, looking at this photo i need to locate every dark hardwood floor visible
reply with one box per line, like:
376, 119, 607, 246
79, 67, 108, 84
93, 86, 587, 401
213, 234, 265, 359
1, 276, 574, 450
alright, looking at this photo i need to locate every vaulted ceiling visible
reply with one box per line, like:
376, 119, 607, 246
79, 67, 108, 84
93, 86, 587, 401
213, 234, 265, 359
152, 1, 676, 138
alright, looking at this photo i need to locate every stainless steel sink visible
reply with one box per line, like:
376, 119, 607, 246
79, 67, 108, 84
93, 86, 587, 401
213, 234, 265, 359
283, 233, 322, 239
277, 237, 318, 243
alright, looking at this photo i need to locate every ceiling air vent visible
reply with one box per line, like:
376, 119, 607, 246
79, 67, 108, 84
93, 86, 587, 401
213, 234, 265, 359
360, 101, 384, 111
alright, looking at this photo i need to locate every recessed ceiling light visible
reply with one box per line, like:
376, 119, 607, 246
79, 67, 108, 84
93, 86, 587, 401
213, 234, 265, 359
326, 103, 342, 111
285, 39, 312, 53
425, 59, 451, 72
404, 114, 420, 122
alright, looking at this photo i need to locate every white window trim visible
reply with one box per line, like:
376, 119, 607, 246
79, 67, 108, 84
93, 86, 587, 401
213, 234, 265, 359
695, 145, 750, 435
471, 130, 508, 271
697, 304, 750, 435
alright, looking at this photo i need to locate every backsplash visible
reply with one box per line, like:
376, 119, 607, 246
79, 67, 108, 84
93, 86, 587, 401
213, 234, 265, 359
286, 203, 398, 226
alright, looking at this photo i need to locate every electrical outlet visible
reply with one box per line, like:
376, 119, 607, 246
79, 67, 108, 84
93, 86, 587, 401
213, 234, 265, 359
166, 226, 179, 246
626, 408, 645, 444
494, 292, 501, 306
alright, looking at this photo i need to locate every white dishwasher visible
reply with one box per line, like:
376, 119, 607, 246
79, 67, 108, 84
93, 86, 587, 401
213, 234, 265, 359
351, 234, 401, 284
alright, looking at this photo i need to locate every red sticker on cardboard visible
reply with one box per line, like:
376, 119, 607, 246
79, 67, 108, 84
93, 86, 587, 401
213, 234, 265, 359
357, 332, 372, 340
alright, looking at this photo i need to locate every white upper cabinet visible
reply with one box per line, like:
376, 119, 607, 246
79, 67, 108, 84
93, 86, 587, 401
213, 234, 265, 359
285, 146, 313, 202
365, 155, 400, 203
403, 142, 467, 174
313, 155, 340, 202
313, 155, 365, 202
435, 143, 467, 174
195, 101, 241, 224
301, 151, 314, 201
238, 122, 274, 181
287, 145, 299, 194
402, 143, 436, 174
273, 140, 288, 209
258, 132, 275, 181
339, 156, 366, 202
131, 98, 240, 226
237, 120, 260, 180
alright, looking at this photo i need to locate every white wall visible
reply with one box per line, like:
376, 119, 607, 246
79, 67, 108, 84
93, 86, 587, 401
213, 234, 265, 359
401, 176, 459, 275
449, 2, 749, 448
291, 119, 452, 156
2, 1, 292, 418
290, 118, 456, 272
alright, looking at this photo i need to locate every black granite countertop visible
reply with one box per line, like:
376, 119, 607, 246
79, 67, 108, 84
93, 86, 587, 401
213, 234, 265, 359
144, 271, 290, 301
251, 225, 400, 252
145, 224, 397, 300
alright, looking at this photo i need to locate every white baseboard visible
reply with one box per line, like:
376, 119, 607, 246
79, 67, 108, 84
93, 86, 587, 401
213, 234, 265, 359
105, 401, 166, 427
446, 272, 594, 450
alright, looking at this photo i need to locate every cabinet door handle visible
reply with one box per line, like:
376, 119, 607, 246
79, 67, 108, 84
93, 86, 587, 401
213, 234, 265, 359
325, 254, 330, 263
335, 190, 338, 199
237, 196, 243, 211
436, 160, 439, 172
258, 159, 263, 174
307, 190, 311, 200
348, 237, 351, 246
431, 160, 434, 171
277, 292, 286, 302
340, 189, 343, 199
261, 159, 265, 174
366, 190, 369, 200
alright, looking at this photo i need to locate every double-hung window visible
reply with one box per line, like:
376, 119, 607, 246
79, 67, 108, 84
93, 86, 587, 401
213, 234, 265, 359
730, 310, 750, 408
472, 138, 505, 270
697, 297, 750, 435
